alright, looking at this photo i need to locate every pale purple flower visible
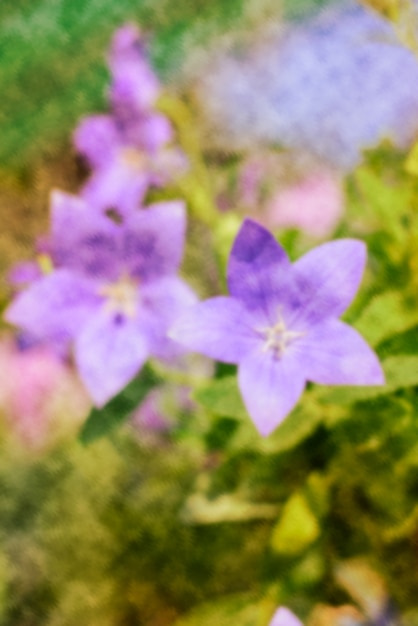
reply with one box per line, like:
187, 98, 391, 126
108, 23, 161, 118
236, 153, 343, 237
130, 384, 194, 437
5, 198, 196, 406
74, 112, 185, 215
170, 219, 384, 436
270, 607, 304, 626
195, 1, 418, 169
74, 24, 186, 215
8, 261, 43, 287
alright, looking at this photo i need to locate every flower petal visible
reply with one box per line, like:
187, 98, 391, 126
123, 201, 187, 280
50, 190, 122, 279
291, 239, 367, 324
108, 25, 160, 114
73, 115, 119, 167
8, 261, 42, 286
270, 607, 304, 626
127, 113, 173, 152
50, 189, 117, 239
5, 269, 100, 343
169, 296, 260, 363
296, 319, 384, 386
75, 309, 149, 406
238, 348, 305, 436
139, 276, 198, 361
227, 219, 291, 320
81, 161, 149, 216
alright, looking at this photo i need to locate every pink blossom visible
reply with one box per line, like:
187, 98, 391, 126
266, 169, 344, 237
0, 337, 90, 448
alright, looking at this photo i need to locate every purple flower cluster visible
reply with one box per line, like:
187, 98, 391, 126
5, 24, 384, 436
5, 26, 195, 406
74, 24, 186, 217
195, 1, 418, 169
6, 194, 195, 406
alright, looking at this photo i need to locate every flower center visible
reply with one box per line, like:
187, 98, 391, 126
260, 310, 305, 359
120, 147, 148, 172
98, 275, 139, 319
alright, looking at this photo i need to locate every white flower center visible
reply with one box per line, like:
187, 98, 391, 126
260, 310, 305, 358
98, 275, 139, 319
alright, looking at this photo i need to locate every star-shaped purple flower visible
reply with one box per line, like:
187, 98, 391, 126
170, 220, 384, 436
5, 195, 196, 406
270, 608, 303, 626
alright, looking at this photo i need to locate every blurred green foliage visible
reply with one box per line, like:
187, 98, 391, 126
79, 365, 161, 444
0, 0, 335, 169
1, 138, 418, 623
0, 0, 244, 168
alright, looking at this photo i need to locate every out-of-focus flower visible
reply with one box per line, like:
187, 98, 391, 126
130, 384, 195, 443
74, 112, 186, 216
5, 200, 196, 407
74, 24, 186, 215
131, 388, 173, 434
235, 152, 344, 237
270, 607, 303, 626
108, 23, 161, 117
266, 169, 344, 237
170, 219, 384, 435
335, 559, 400, 626
194, 1, 418, 169
0, 337, 90, 448
8, 261, 43, 288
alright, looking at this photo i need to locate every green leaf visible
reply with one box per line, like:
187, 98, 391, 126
378, 323, 418, 357
79, 365, 161, 444
174, 593, 259, 626
354, 167, 410, 242
193, 376, 247, 420
382, 355, 418, 389
354, 291, 418, 347
181, 492, 279, 524
270, 491, 320, 555
405, 140, 418, 176
256, 403, 324, 455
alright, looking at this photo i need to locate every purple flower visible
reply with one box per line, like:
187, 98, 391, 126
270, 608, 303, 626
5, 198, 196, 406
108, 23, 161, 118
74, 112, 185, 215
73, 24, 187, 215
8, 261, 43, 287
195, 1, 418, 169
170, 220, 384, 436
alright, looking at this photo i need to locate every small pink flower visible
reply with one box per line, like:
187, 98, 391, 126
266, 169, 343, 238
0, 338, 90, 448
